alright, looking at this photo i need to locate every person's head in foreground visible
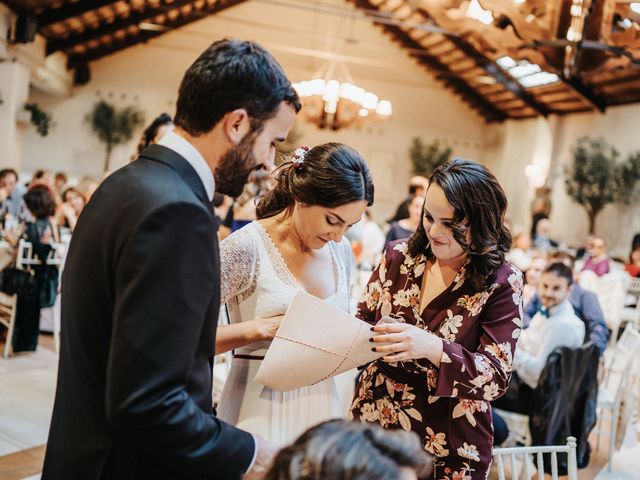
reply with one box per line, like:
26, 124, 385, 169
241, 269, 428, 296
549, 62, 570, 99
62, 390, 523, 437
264, 419, 433, 480
539, 262, 573, 310
408, 158, 512, 290
256, 142, 374, 249
173, 38, 301, 198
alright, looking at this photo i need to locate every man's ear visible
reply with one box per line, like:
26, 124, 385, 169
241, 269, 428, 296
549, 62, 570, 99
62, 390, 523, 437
222, 109, 251, 144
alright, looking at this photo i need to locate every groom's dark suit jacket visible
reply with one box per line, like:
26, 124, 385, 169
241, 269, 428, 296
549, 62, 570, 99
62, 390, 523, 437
42, 145, 254, 479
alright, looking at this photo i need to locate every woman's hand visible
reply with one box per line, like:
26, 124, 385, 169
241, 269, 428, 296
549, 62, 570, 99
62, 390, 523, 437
371, 316, 444, 367
252, 315, 284, 341
215, 315, 284, 354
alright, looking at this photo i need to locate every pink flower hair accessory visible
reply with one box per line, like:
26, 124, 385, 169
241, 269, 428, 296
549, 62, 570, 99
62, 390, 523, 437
291, 146, 310, 170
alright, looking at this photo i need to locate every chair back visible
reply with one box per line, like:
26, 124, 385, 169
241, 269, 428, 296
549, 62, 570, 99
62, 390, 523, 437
601, 327, 640, 401
17, 239, 66, 271
579, 271, 630, 343
0, 291, 17, 358
492, 436, 578, 480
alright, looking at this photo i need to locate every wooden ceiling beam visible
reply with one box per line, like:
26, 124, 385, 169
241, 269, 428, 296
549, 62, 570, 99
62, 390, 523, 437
561, 76, 607, 112
413, 7, 551, 117
47, 0, 209, 55
351, 0, 508, 122
66, 0, 247, 68
0, 0, 32, 16
37, 0, 120, 28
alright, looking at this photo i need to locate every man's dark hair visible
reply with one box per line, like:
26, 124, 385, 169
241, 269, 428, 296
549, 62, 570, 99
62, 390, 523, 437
0, 168, 18, 181
544, 262, 573, 286
174, 39, 301, 136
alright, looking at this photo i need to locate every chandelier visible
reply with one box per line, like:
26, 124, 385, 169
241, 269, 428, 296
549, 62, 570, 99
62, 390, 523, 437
293, 60, 392, 130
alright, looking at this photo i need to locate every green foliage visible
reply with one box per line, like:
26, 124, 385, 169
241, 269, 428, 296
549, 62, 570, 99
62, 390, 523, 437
565, 137, 640, 233
24, 102, 55, 137
86, 100, 145, 171
409, 137, 452, 177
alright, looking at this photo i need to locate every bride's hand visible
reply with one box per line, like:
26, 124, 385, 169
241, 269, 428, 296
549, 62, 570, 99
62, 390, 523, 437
371, 316, 443, 366
253, 315, 284, 341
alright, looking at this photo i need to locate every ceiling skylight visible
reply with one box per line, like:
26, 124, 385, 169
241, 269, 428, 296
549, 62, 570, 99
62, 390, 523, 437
496, 56, 560, 88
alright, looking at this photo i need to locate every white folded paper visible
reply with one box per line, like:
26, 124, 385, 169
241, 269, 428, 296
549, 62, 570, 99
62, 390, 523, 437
255, 290, 384, 391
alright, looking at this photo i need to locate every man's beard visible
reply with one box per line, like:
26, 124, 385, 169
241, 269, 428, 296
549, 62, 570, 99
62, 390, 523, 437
214, 133, 259, 198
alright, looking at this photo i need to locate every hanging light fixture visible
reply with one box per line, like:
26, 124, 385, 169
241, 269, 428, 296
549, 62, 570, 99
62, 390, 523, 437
293, 60, 392, 130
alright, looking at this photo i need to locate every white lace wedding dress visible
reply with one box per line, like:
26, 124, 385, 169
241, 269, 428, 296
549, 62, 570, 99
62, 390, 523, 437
217, 221, 355, 446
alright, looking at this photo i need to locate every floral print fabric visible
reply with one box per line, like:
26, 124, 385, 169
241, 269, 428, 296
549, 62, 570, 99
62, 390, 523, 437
350, 241, 523, 480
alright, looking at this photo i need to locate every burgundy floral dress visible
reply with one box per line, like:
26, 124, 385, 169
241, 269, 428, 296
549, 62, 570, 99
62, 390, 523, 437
349, 241, 523, 480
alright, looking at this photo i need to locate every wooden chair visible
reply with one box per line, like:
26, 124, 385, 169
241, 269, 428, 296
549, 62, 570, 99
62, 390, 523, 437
0, 290, 18, 358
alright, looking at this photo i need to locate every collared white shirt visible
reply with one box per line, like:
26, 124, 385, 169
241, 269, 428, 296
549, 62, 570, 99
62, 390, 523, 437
513, 298, 585, 388
157, 130, 215, 201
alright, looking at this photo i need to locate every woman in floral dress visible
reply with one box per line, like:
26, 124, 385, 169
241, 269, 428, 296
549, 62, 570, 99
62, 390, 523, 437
350, 159, 523, 480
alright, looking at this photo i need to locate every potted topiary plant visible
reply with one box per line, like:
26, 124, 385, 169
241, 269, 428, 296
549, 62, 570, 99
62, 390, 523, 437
86, 99, 145, 172
409, 137, 452, 177
565, 137, 640, 233
18, 102, 55, 136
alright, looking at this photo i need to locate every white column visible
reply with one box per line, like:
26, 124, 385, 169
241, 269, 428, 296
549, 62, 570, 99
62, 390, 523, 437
0, 60, 31, 170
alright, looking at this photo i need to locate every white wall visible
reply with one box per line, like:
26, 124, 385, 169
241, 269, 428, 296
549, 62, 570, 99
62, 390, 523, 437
20, 0, 487, 221
483, 106, 640, 258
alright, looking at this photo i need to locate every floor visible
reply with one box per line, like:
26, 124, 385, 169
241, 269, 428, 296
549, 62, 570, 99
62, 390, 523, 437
0, 335, 638, 480
0, 335, 57, 480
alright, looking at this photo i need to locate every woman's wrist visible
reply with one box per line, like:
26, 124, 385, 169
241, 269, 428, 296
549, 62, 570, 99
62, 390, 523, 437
423, 331, 444, 367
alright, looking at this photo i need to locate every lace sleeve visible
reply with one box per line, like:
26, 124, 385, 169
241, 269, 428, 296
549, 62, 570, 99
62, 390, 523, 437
219, 226, 259, 306
338, 237, 355, 306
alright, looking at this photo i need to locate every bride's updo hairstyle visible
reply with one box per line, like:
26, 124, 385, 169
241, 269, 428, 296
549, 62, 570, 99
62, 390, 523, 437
256, 142, 374, 219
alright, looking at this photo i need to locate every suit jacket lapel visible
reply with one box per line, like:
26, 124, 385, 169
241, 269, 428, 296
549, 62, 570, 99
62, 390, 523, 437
139, 144, 210, 207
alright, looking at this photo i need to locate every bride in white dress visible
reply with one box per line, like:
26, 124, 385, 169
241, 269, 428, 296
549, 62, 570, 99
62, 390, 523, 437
216, 143, 374, 446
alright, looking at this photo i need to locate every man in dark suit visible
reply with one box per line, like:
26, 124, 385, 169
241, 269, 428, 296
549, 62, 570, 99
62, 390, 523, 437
42, 39, 300, 480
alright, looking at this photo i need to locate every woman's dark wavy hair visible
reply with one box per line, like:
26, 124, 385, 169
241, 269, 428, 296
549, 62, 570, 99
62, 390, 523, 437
256, 143, 374, 219
264, 419, 432, 480
24, 184, 57, 219
408, 158, 512, 291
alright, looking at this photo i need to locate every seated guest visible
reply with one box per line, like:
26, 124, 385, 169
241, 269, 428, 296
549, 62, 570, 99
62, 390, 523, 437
0, 168, 26, 220
54, 171, 68, 196
581, 237, 610, 277
626, 245, 640, 278
9, 185, 61, 352
24, 184, 61, 245
384, 193, 423, 245
387, 175, 428, 223
30, 169, 53, 189
134, 112, 174, 158
524, 253, 609, 354
515, 262, 585, 389
507, 230, 533, 272
58, 187, 86, 232
360, 210, 385, 270
575, 235, 594, 261
265, 419, 432, 480
532, 218, 558, 251
522, 254, 547, 305
493, 263, 584, 418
